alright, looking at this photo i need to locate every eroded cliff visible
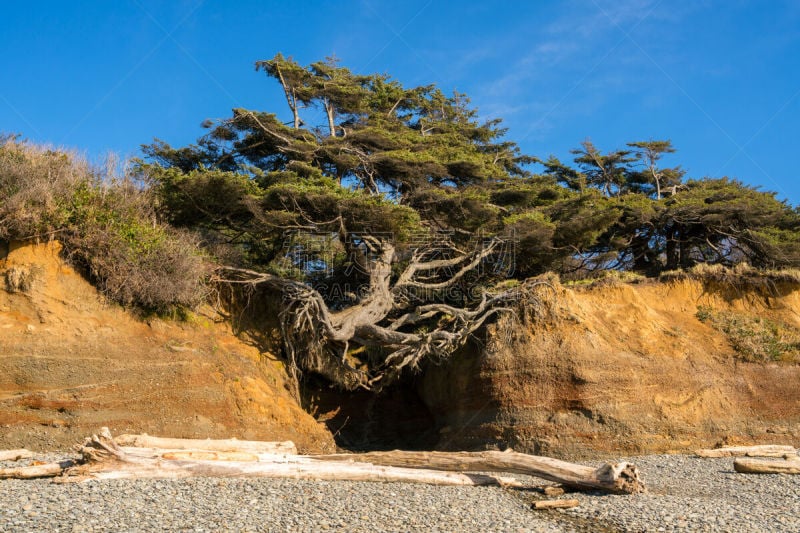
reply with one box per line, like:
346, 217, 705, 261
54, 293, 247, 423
0, 241, 335, 452
420, 276, 800, 457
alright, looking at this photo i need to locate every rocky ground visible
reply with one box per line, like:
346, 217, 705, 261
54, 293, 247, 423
1, 453, 798, 532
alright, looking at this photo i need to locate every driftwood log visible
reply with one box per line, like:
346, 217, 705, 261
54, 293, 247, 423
60, 430, 518, 486
695, 445, 797, 458
314, 450, 645, 494
1, 429, 645, 494
0, 449, 34, 461
532, 499, 580, 510
543, 486, 566, 496
114, 434, 297, 455
0, 460, 76, 479
733, 457, 800, 474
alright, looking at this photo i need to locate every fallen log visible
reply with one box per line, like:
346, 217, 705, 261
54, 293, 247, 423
0, 449, 34, 461
1, 429, 643, 494
0, 460, 76, 479
68, 457, 522, 486
695, 445, 796, 458
160, 450, 260, 462
115, 434, 297, 455
51, 429, 521, 487
313, 450, 645, 494
532, 499, 580, 510
733, 457, 800, 474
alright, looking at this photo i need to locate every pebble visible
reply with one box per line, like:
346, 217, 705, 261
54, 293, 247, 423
0, 454, 797, 532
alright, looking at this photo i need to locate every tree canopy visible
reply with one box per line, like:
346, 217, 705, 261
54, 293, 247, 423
135, 54, 800, 389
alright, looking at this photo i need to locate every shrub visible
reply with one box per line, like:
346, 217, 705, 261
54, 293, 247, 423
0, 138, 88, 240
0, 139, 208, 312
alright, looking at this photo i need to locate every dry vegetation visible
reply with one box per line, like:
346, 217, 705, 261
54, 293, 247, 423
660, 262, 800, 288
695, 305, 800, 363
0, 138, 208, 312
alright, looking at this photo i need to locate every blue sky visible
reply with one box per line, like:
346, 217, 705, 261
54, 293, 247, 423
2, 1, 799, 203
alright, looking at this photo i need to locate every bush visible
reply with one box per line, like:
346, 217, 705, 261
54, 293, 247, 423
0, 138, 87, 240
0, 139, 208, 312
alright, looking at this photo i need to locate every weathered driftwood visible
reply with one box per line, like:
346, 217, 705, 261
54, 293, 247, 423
68, 458, 521, 486
733, 457, 800, 474
115, 434, 297, 455
0, 460, 76, 479
160, 450, 260, 462
313, 450, 645, 494
0, 449, 34, 461
532, 499, 580, 510
51, 429, 521, 487
695, 445, 796, 458
1, 429, 643, 494
543, 486, 566, 496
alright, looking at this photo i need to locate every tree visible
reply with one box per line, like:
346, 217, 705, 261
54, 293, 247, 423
570, 140, 635, 197
537, 155, 587, 193
138, 56, 800, 390
626, 140, 684, 199
255, 53, 315, 130
139, 56, 542, 391
660, 178, 800, 269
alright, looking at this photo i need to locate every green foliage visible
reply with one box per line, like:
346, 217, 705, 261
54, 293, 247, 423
503, 211, 556, 276
570, 140, 636, 197
135, 56, 800, 284
695, 305, 714, 322
140, 55, 534, 281
661, 178, 800, 269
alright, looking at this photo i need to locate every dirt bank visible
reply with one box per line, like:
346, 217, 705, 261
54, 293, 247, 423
0, 241, 334, 452
3, 240, 799, 458
420, 276, 800, 457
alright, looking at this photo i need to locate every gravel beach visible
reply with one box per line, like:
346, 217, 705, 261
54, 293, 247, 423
1, 454, 798, 532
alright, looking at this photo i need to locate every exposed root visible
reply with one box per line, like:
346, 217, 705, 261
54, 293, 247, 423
214, 237, 555, 391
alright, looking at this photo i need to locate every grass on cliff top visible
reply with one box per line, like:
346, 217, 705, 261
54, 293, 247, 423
561, 269, 648, 287
661, 262, 800, 287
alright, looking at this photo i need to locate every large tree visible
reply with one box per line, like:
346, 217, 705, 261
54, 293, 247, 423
140, 55, 540, 391
138, 55, 800, 389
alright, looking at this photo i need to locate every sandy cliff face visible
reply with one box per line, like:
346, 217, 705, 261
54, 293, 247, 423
421, 278, 800, 458
0, 241, 335, 452
3, 240, 799, 458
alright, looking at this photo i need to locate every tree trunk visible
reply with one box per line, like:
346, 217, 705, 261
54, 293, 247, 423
275, 69, 300, 129
314, 450, 645, 494
291, 89, 300, 129
734, 457, 800, 474
695, 445, 796, 458
160, 450, 260, 462
0, 449, 33, 461
324, 98, 336, 138
114, 434, 297, 455
665, 229, 678, 270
